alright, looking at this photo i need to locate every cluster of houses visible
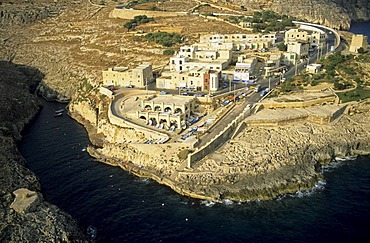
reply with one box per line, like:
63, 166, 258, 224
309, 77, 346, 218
102, 26, 331, 93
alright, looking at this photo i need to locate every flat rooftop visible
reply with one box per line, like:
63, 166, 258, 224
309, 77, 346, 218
148, 95, 194, 106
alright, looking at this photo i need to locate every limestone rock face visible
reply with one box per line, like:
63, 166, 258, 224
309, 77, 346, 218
228, 0, 370, 29
0, 61, 88, 242
10, 188, 41, 214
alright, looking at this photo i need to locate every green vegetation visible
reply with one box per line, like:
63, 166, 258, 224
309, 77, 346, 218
277, 43, 287, 51
145, 32, 182, 47
279, 78, 294, 93
251, 11, 295, 32
163, 49, 175, 55
177, 149, 190, 160
226, 11, 295, 32
124, 15, 154, 30
337, 86, 370, 103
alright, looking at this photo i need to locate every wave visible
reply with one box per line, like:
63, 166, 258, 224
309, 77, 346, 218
335, 156, 357, 162
200, 200, 216, 207
290, 180, 327, 198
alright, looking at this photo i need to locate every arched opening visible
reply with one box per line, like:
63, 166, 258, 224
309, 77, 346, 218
139, 115, 146, 120
154, 105, 162, 112
159, 119, 167, 129
144, 105, 152, 111
174, 108, 183, 114
169, 120, 178, 132
164, 107, 172, 113
148, 118, 157, 126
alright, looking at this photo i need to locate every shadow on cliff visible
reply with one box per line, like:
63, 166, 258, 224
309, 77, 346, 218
0, 60, 45, 141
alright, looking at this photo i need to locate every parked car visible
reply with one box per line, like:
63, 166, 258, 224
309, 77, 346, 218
126, 85, 134, 88
108, 85, 117, 91
159, 91, 167, 95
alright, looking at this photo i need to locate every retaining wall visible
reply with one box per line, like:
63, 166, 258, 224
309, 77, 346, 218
109, 8, 183, 19
261, 96, 336, 109
187, 106, 251, 168
108, 101, 168, 139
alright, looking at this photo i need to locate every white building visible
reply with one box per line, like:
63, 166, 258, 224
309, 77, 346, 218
286, 41, 309, 58
156, 68, 219, 92
233, 56, 256, 82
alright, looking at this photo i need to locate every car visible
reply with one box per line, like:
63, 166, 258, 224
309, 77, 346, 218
194, 93, 202, 97
108, 85, 117, 91
159, 91, 167, 95
180, 92, 188, 96
126, 85, 134, 88
221, 100, 230, 106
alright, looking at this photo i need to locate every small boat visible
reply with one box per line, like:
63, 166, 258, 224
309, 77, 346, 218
54, 109, 64, 113
87, 225, 97, 240
54, 112, 63, 117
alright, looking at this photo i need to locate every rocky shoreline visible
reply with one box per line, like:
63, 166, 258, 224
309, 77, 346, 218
70, 99, 370, 202
0, 61, 88, 242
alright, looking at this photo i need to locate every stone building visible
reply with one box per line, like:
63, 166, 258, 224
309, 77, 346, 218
156, 68, 220, 92
137, 96, 198, 129
286, 41, 309, 59
233, 56, 256, 82
199, 33, 276, 51
102, 63, 153, 88
349, 34, 368, 53
285, 28, 326, 48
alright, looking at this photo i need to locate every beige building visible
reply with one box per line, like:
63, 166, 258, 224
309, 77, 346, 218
200, 33, 276, 50
157, 68, 220, 92
285, 28, 326, 48
264, 53, 283, 76
102, 63, 153, 88
349, 34, 368, 53
287, 41, 309, 58
138, 96, 197, 129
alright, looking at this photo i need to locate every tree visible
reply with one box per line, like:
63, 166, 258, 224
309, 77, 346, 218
277, 43, 287, 51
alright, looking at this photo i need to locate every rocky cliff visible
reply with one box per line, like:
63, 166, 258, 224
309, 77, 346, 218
0, 61, 88, 242
0, 0, 81, 26
227, 0, 370, 29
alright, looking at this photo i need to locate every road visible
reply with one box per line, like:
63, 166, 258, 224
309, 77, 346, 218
110, 24, 339, 147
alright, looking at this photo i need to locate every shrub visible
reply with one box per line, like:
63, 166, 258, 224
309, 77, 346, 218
145, 32, 182, 47
163, 49, 175, 55
178, 149, 190, 160
124, 15, 154, 30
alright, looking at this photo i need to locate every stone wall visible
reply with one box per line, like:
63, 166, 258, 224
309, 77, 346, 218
187, 106, 252, 167
109, 8, 183, 19
108, 101, 168, 140
261, 96, 336, 109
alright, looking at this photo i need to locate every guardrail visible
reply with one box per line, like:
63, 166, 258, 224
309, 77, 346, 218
293, 21, 341, 49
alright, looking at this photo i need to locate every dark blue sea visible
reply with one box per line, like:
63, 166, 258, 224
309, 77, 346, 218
20, 22, 370, 242
350, 21, 370, 43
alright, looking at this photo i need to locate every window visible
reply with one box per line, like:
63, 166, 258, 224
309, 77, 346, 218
190, 81, 193, 85
182, 77, 185, 81
172, 60, 175, 64
179, 60, 182, 64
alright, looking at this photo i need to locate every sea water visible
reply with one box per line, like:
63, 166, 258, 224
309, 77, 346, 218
20, 97, 370, 242
20, 20, 370, 243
